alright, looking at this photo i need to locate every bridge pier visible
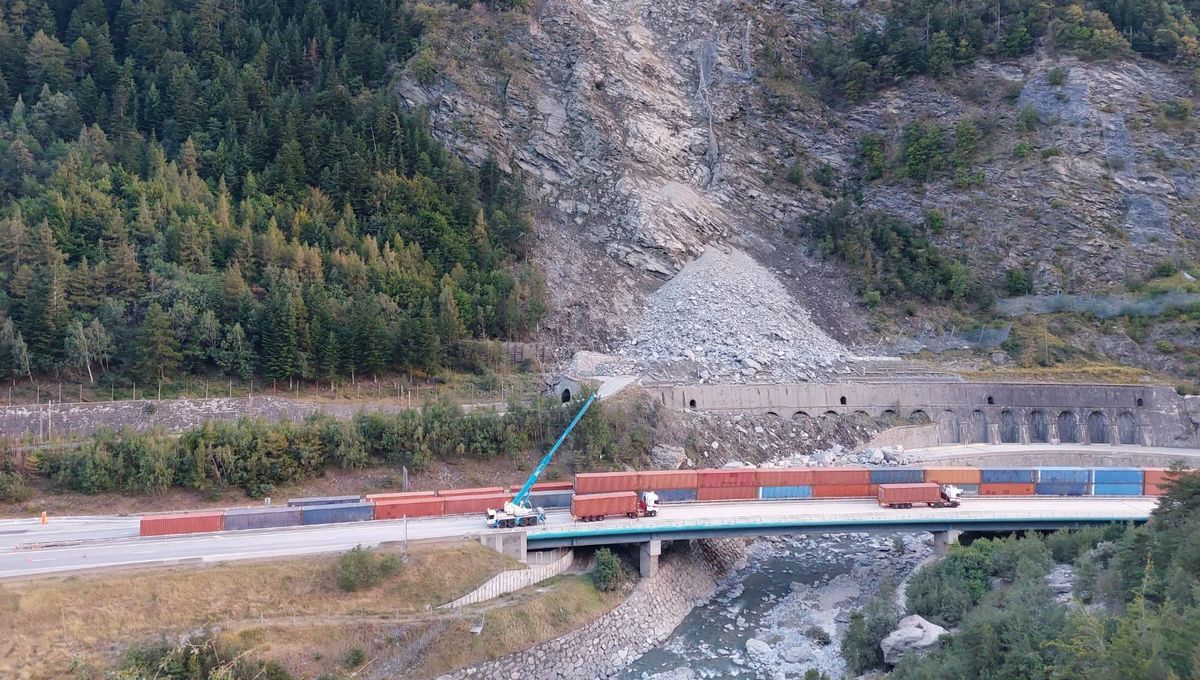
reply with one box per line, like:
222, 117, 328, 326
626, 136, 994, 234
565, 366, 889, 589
988, 423, 1001, 445
639, 539, 662, 578
478, 530, 528, 564
932, 530, 962, 556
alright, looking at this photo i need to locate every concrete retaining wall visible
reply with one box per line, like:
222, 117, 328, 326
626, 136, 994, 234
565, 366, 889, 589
914, 446, 1200, 468
867, 424, 942, 450
440, 549, 575, 609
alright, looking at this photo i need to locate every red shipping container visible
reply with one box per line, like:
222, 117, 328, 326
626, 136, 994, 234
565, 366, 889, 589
572, 492, 639, 519
439, 486, 506, 497
697, 469, 757, 488
638, 470, 699, 490
979, 483, 1036, 496
373, 497, 445, 519
574, 472, 640, 494
529, 481, 576, 492
922, 467, 981, 484
698, 486, 759, 501
756, 468, 814, 487
365, 491, 436, 502
442, 493, 511, 514
812, 484, 872, 498
1142, 468, 1180, 495
878, 483, 943, 506
140, 511, 224, 537
810, 468, 870, 485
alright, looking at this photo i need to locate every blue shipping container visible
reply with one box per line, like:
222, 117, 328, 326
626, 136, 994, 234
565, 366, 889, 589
957, 484, 980, 496
288, 495, 361, 507
1092, 483, 1143, 496
654, 488, 699, 503
224, 506, 303, 531
759, 485, 814, 500
1035, 482, 1088, 496
1037, 468, 1090, 483
981, 469, 1036, 483
868, 469, 923, 484
301, 502, 374, 525
528, 491, 572, 509
1091, 468, 1144, 485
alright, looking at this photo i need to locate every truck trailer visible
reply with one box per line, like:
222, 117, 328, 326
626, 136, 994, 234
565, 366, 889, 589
571, 491, 659, 522
877, 482, 962, 509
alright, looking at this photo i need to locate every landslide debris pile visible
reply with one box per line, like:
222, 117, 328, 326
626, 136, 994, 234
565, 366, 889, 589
621, 246, 853, 383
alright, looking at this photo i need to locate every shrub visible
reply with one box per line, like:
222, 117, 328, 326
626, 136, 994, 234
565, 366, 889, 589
1013, 141, 1031, 158
805, 624, 832, 646
842, 579, 899, 674
345, 647, 366, 668
592, 547, 628, 591
1005, 269, 1033, 296
1047, 66, 1068, 86
1017, 105, 1040, 132
814, 163, 835, 187
864, 290, 882, 309
1156, 340, 1176, 353
1162, 98, 1192, 121
786, 161, 805, 185
336, 546, 401, 592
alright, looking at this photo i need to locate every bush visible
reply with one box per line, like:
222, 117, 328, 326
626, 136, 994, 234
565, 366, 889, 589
1155, 340, 1176, 353
805, 624, 832, 646
864, 290, 882, 309
1047, 66, 1068, 86
592, 547, 629, 591
842, 579, 900, 674
1005, 269, 1033, 296
1162, 98, 1192, 121
786, 161, 805, 185
336, 546, 401, 592
1013, 141, 1031, 158
1017, 105, 1040, 132
344, 647, 366, 668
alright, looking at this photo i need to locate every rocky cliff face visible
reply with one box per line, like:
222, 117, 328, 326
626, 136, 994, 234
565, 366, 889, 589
397, 0, 1199, 353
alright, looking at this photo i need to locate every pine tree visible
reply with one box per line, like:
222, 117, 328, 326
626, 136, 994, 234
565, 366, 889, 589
259, 288, 299, 380
138, 302, 181, 381
437, 274, 465, 353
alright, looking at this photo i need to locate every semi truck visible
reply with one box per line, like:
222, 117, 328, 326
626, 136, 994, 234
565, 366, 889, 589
877, 482, 962, 509
571, 491, 659, 522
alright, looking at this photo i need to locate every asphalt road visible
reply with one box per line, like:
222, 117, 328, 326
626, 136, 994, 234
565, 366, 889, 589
0, 496, 1156, 580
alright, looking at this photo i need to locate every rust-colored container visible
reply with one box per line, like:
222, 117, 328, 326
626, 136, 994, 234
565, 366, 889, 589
529, 481, 576, 492
922, 467, 981, 484
697, 469, 757, 488
572, 492, 639, 519
1142, 468, 1172, 495
365, 491, 436, 502
878, 483, 943, 506
140, 511, 224, 537
372, 497, 445, 519
574, 472, 640, 494
810, 468, 870, 485
638, 470, 699, 490
756, 468, 814, 487
697, 486, 759, 501
979, 483, 1036, 496
442, 493, 511, 514
811, 484, 872, 498
438, 486, 506, 497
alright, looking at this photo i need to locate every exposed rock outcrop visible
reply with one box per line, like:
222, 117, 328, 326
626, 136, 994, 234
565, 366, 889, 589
881, 614, 948, 665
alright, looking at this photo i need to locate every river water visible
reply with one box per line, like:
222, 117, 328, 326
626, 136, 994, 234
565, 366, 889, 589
621, 532, 933, 680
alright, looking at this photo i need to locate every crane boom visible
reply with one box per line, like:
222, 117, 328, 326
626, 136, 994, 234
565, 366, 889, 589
512, 393, 596, 508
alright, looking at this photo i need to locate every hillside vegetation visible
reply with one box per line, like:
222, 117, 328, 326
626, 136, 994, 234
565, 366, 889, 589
0, 0, 542, 388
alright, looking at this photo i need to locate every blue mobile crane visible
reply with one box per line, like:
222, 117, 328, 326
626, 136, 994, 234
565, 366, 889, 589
486, 393, 596, 528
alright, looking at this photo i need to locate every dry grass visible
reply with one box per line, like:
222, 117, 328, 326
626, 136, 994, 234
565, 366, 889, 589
0, 540, 516, 680
961, 362, 1162, 385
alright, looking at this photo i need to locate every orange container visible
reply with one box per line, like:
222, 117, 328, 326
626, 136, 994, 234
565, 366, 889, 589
979, 483, 1036, 496
572, 492, 639, 519
140, 511, 224, 537
1142, 468, 1171, 495
529, 481, 576, 492
438, 486, 506, 497
922, 467, 981, 484
878, 483, 943, 505
810, 468, 870, 485
697, 469, 757, 488
811, 484, 872, 498
756, 468, 814, 487
638, 470, 699, 490
574, 472, 640, 494
442, 493, 510, 514
365, 491, 436, 502
372, 497, 445, 519
697, 486, 759, 501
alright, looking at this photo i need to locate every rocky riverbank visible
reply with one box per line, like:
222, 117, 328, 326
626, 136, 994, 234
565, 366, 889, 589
438, 539, 746, 680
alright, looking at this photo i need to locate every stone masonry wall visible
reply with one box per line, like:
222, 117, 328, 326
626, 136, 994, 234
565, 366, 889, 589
438, 538, 746, 680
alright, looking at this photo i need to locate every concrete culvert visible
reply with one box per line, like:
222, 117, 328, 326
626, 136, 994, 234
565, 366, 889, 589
1118, 411, 1139, 445
999, 409, 1020, 443
1058, 411, 1079, 443
1087, 411, 1109, 443
561, 389, 572, 403
1028, 410, 1049, 443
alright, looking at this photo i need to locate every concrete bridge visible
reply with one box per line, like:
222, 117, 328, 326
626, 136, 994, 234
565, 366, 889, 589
647, 382, 1200, 448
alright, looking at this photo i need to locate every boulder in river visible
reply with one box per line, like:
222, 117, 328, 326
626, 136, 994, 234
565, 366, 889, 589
881, 615, 947, 665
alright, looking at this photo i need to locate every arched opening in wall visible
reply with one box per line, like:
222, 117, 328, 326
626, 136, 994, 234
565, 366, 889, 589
970, 410, 988, 443
882, 409, 898, 422
792, 411, 811, 422
1087, 411, 1109, 444
999, 409, 1019, 443
1057, 411, 1079, 444
688, 399, 697, 409
766, 411, 781, 419
823, 410, 839, 418
561, 389, 571, 403
908, 409, 930, 425
1028, 410, 1048, 443
987, 396, 994, 405
1136, 398, 1144, 407
839, 396, 847, 405
1118, 411, 1139, 444
854, 410, 870, 419
938, 410, 960, 443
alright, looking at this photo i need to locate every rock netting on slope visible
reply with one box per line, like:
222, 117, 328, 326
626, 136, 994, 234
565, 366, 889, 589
620, 247, 853, 384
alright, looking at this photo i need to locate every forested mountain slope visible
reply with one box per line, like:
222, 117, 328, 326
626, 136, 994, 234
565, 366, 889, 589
0, 0, 542, 386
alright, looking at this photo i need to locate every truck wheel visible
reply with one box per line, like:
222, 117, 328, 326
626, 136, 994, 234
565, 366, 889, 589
648, 510, 657, 517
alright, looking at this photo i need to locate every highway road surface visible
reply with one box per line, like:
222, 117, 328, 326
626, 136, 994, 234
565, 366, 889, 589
0, 496, 1156, 580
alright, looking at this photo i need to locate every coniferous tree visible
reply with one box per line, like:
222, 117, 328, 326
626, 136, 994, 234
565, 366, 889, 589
138, 302, 180, 381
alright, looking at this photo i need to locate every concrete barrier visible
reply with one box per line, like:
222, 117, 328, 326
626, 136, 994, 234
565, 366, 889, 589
439, 548, 574, 609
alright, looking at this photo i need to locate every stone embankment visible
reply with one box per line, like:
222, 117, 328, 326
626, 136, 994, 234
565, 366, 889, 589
438, 539, 746, 680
